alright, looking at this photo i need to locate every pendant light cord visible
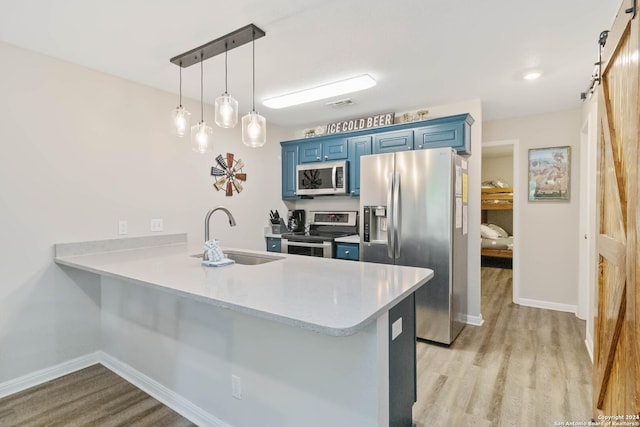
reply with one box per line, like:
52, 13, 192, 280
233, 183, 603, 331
200, 54, 204, 122
179, 62, 183, 107
252, 32, 256, 112
224, 43, 228, 94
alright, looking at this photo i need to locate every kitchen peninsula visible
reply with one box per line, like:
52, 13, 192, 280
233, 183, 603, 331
54, 233, 433, 427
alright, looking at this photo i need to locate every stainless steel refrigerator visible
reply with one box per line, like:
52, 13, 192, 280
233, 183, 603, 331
360, 147, 468, 344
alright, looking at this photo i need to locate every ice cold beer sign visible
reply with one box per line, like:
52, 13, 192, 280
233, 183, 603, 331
326, 112, 395, 135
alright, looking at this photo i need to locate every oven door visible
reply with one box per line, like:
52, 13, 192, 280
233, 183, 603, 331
281, 239, 333, 258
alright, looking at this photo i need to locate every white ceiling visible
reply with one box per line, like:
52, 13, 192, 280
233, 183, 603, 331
0, 0, 619, 129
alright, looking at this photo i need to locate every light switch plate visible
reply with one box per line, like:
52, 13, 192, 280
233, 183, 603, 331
150, 218, 163, 232
118, 220, 128, 235
391, 317, 402, 340
231, 374, 242, 399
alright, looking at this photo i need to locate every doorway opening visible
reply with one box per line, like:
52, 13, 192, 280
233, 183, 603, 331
481, 139, 520, 304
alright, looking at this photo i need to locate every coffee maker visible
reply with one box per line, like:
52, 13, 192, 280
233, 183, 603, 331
287, 210, 305, 232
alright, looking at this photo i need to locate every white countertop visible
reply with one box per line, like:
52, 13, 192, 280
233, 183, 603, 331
54, 234, 432, 336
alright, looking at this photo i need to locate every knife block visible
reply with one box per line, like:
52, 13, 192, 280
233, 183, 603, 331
271, 219, 287, 234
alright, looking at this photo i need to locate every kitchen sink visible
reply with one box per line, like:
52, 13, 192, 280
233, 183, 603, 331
191, 250, 284, 265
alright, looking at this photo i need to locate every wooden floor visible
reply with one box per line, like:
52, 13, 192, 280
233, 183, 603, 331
413, 267, 592, 427
0, 364, 195, 427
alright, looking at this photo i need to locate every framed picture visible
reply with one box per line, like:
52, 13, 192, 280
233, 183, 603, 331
528, 146, 571, 201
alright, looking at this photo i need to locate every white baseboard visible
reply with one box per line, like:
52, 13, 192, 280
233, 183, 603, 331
98, 352, 230, 427
463, 313, 484, 326
0, 352, 230, 427
517, 297, 577, 314
585, 333, 594, 363
0, 352, 100, 399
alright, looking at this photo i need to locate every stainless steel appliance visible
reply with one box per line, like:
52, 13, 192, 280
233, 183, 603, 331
281, 211, 357, 258
287, 209, 305, 233
360, 147, 468, 344
296, 160, 348, 196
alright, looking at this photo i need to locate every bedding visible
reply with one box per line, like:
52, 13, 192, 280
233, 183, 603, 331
481, 236, 513, 250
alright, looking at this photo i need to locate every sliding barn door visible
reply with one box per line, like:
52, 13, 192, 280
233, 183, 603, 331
594, 0, 639, 419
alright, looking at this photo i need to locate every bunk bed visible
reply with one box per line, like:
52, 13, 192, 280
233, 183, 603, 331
481, 187, 513, 259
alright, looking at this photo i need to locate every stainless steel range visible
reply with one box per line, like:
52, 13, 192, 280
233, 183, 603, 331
281, 211, 358, 258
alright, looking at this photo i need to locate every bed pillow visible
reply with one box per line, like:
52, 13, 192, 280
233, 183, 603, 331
480, 224, 501, 239
487, 223, 509, 238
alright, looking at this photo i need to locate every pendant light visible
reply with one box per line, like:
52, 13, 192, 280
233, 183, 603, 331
170, 62, 191, 137
214, 42, 239, 128
191, 54, 213, 154
242, 30, 266, 147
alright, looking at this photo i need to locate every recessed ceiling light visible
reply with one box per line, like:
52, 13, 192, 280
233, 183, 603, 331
263, 74, 376, 109
523, 71, 542, 81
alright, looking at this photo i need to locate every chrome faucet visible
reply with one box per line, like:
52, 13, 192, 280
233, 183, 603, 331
204, 206, 237, 260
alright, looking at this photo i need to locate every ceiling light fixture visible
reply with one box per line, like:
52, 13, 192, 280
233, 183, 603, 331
191, 55, 213, 154
169, 24, 266, 149
170, 62, 191, 137
262, 74, 377, 109
214, 42, 238, 128
242, 29, 267, 147
523, 71, 542, 81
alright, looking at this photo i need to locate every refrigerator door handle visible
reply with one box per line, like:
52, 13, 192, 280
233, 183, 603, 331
331, 165, 337, 190
394, 172, 401, 258
387, 172, 394, 259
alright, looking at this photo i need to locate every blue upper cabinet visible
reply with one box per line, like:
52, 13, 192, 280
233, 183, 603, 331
280, 113, 474, 199
299, 137, 348, 163
281, 143, 298, 199
373, 130, 414, 154
348, 135, 372, 197
414, 114, 474, 154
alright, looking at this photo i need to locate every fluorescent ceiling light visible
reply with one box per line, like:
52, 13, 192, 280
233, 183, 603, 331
523, 71, 542, 81
263, 74, 376, 109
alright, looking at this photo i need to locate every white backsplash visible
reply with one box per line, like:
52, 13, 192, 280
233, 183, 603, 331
285, 197, 360, 223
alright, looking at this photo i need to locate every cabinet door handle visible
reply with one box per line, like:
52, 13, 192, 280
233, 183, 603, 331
316, 156, 321, 161
272, 244, 277, 248
418, 145, 423, 149
345, 250, 350, 254
324, 155, 329, 160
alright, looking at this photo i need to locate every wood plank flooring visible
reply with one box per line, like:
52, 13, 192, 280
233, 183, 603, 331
413, 267, 593, 427
0, 364, 195, 427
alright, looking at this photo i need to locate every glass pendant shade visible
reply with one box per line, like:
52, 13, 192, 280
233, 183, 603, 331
215, 93, 238, 128
242, 111, 266, 147
171, 105, 191, 137
191, 121, 213, 153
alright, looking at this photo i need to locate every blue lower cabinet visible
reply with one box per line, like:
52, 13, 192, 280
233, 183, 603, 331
266, 237, 281, 253
335, 243, 359, 261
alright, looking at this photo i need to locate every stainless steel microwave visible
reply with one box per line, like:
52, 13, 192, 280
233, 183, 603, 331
296, 160, 349, 196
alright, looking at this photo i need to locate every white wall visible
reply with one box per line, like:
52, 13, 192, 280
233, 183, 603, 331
482, 155, 514, 185
0, 41, 294, 383
291, 100, 483, 324
483, 109, 581, 309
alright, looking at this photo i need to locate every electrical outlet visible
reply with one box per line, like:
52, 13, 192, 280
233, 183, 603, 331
150, 218, 163, 232
231, 374, 242, 399
118, 220, 128, 235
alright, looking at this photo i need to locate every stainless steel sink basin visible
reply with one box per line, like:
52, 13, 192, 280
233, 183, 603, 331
191, 250, 283, 265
